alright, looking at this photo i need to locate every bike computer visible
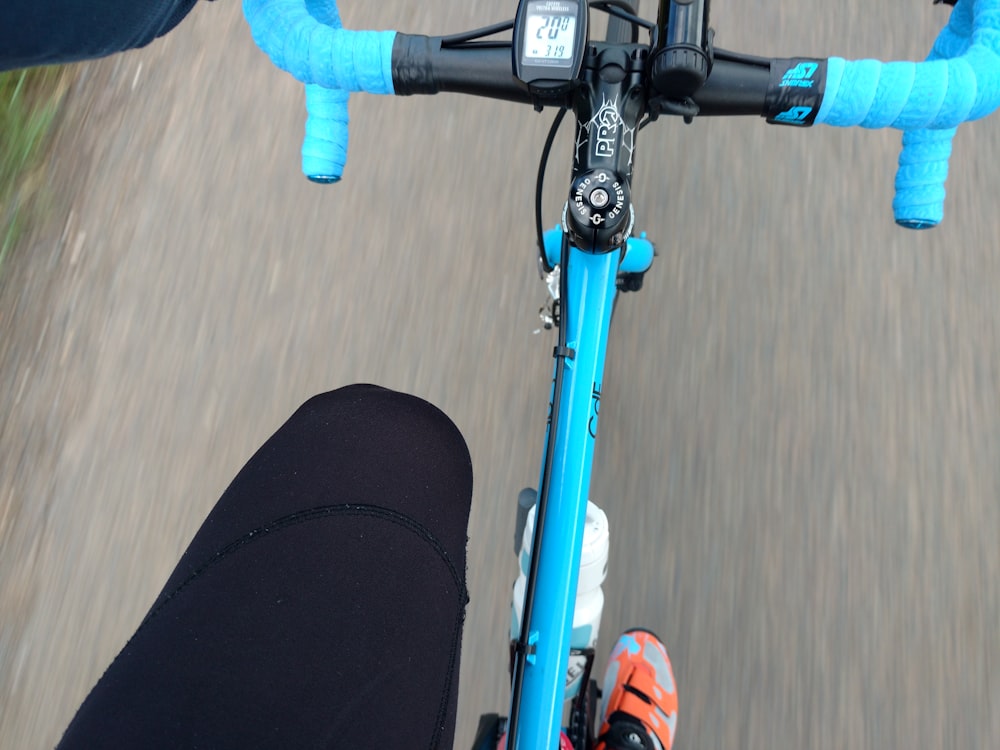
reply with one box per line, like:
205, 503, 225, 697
513, 0, 588, 95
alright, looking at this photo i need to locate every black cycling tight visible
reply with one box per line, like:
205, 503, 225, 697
57, 384, 473, 749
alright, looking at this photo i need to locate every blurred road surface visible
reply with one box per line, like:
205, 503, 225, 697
1, 1, 998, 747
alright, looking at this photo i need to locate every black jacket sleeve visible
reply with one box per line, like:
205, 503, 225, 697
0, 0, 208, 72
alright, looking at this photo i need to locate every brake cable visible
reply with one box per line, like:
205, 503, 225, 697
535, 108, 569, 274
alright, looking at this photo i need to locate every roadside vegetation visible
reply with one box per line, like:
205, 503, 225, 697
1, 67, 70, 267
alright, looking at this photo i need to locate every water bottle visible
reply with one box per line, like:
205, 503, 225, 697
510, 496, 609, 699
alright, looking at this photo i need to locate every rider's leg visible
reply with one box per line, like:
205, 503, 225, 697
595, 629, 678, 750
57, 384, 473, 750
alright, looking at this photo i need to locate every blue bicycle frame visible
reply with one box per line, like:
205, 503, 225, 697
502, 214, 655, 747
508, 241, 621, 748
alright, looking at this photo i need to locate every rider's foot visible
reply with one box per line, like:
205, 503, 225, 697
594, 629, 677, 750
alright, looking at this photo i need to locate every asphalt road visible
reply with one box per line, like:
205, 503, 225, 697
1, 1, 998, 748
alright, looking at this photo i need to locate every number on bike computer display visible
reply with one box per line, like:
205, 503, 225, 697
523, 11, 577, 62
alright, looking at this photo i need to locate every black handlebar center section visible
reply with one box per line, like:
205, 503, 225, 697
566, 43, 646, 252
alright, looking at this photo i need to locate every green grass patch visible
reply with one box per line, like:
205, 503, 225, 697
1, 66, 70, 266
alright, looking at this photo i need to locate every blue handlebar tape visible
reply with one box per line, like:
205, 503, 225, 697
303, 85, 350, 182
243, 0, 396, 181
301, 0, 346, 182
814, 0, 1000, 227
302, 1, 346, 182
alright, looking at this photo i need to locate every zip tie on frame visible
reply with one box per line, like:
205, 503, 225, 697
553, 346, 577, 360
512, 640, 537, 656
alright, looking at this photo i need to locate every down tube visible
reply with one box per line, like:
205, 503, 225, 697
514, 245, 621, 749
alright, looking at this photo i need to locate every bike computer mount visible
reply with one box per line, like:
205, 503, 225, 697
513, 0, 589, 96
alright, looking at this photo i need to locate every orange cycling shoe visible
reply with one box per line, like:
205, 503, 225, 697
594, 629, 677, 750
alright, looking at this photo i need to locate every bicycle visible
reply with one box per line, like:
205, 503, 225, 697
242, 0, 1000, 747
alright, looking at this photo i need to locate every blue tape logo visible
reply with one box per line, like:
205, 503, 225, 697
774, 106, 813, 124
781, 62, 818, 88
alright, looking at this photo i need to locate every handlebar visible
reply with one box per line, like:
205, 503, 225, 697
243, 0, 396, 180
242, 0, 1000, 227
815, 0, 1000, 226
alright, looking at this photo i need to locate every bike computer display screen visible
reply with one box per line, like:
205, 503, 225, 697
523, 5, 579, 63
514, 0, 588, 93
